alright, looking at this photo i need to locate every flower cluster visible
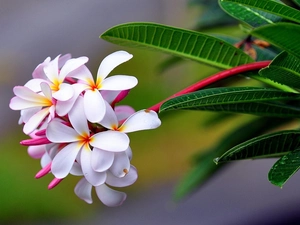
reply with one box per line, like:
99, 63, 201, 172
9, 51, 161, 206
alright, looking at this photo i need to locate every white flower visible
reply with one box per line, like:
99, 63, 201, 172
46, 96, 130, 185
9, 83, 56, 134
69, 51, 138, 122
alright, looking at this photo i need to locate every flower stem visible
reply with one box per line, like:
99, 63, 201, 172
148, 61, 271, 112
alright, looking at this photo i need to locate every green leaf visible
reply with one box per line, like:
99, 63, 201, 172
160, 87, 300, 117
268, 148, 300, 187
259, 51, 300, 89
100, 22, 254, 69
293, 0, 300, 7
251, 23, 300, 58
219, 0, 282, 27
215, 130, 300, 163
220, 0, 300, 23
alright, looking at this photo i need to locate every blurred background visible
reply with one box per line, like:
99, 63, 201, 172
2, 0, 300, 224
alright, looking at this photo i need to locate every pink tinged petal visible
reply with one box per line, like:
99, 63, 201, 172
80, 145, 107, 186
43, 55, 59, 82
48, 178, 63, 189
13, 86, 49, 104
100, 75, 138, 91
68, 96, 89, 135
97, 51, 133, 80
70, 162, 83, 176
84, 90, 106, 123
21, 108, 41, 123
95, 184, 126, 207
90, 131, 129, 152
91, 148, 114, 172
109, 151, 130, 178
35, 162, 51, 178
24, 78, 47, 92
106, 165, 138, 187
119, 109, 161, 133
28, 145, 46, 158
52, 83, 74, 101
75, 177, 93, 204
101, 90, 121, 104
55, 83, 87, 116
23, 107, 50, 134
46, 119, 79, 143
58, 54, 72, 68
59, 56, 89, 80
115, 105, 135, 122
32, 57, 50, 79
112, 90, 130, 104
51, 142, 82, 179
99, 101, 118, 129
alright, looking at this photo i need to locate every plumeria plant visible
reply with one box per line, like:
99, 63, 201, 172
9, 0, 300, 205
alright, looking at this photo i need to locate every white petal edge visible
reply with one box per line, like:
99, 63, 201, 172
97, 51, 133, 80
119, 109, 161, 133
51, 142, 82, 179
91, 148, 114, 172
109, 151, 130, 178
90, 131, 129, 152
84, 90, 106, 123
23, 107, 50, 134
95, 184, 127, 207
100, 75, 138, 91
74, 177, 93, 204
98, 101, 118, 129
52, 83, 74, 101
106, 165, 138, 187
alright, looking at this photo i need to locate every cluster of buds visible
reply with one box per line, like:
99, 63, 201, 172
9, 51, 161, 206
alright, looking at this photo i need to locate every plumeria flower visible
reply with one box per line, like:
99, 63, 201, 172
46, 96, 130, 186
69, 50, 138, 122
25, 54, 88, 101
75, 165, 138, 205
9, 82, 56, 134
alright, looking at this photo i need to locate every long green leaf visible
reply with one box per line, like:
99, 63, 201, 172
268, 148, 300, 187
221, 0, 300, 23
100, 22, 254, 69
219, 0, 282, 27
259, 51, 300, 89
293, 0, 300, 7
251, 23, 300, 58
215, 130, 300, 163
160, 87, 300, 111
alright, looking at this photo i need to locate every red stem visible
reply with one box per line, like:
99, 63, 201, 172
148, 61, 270, 112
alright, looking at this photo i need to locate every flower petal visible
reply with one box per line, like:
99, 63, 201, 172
43, 55, 59, 83
97, 51, 133, 80
58, 54, 72, 68
67, 65, 93, 83
106, 165, 138, 187
109, 151, 130, 177
46, 119, 79, 143
9, 97, 43, 110
51, 142, 82, 179
80, 145, 107, 186
119, 109, 161, 133
91, 148, 114, 172
59, 56, 88, 80
90, 131, 129, 152
74, 177, 93, 204
70, 162, 83, 176
95, 184, 126, 207
28, 145, 45, 159
98, 101, 118, 129
101, 75, 138, 91
24, 78, 46, 92
23, 107, 50, 134
40, 82, 52, 100
13, 86, 48, 103
68, 96, 89, 135
84, 90, 106, 123
55, 83, 87, 116
52, 83, 74, 101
